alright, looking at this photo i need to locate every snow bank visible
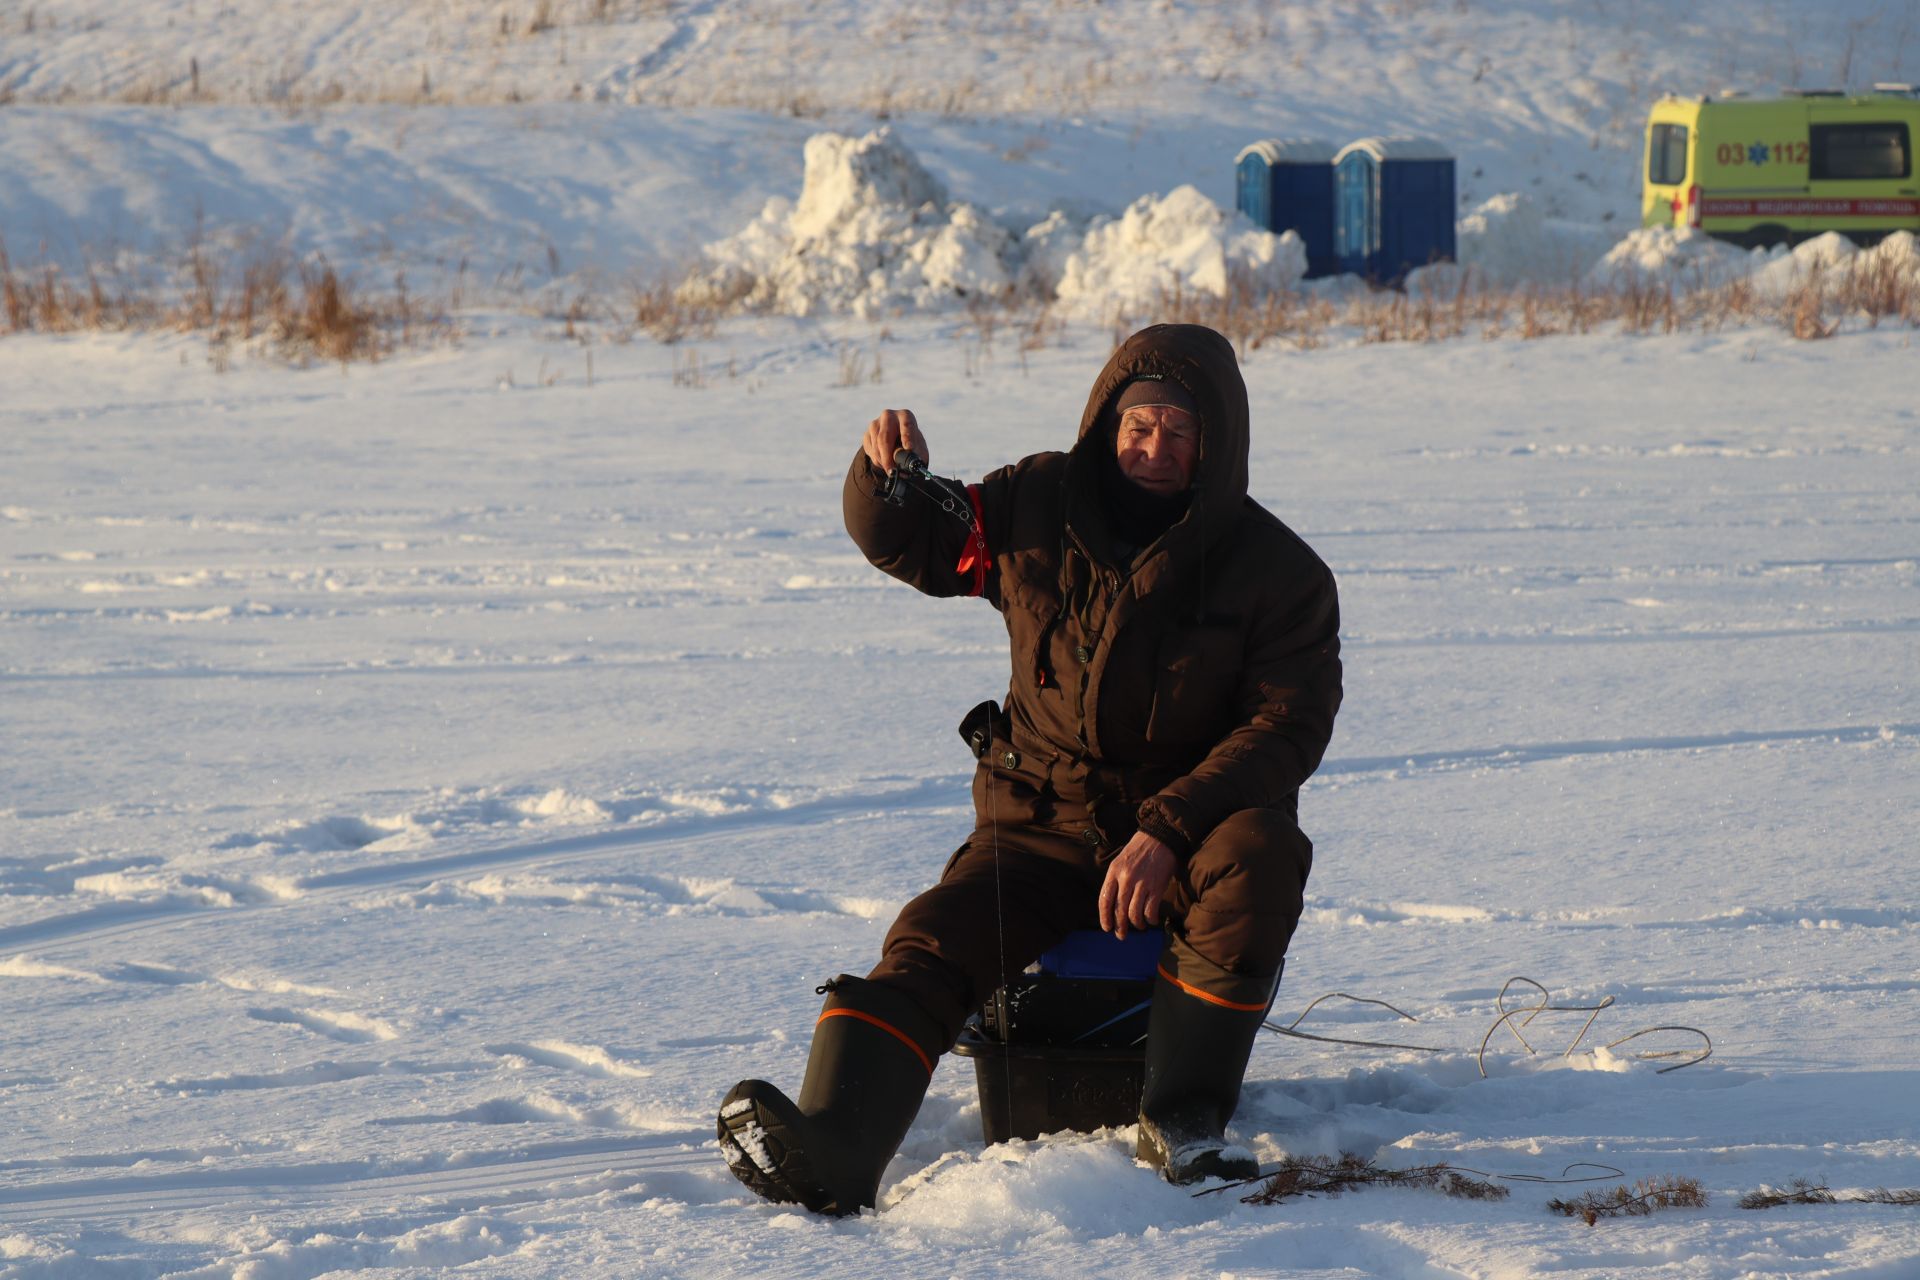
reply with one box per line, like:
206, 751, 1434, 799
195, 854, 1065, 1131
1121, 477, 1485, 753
687, 129, 1303, 319
692, 134, 1907, 322
688, 128, 1015, 319
1053, 186, 1305, 315
1748, 229, 1920, 301
1582, 226, 1920, 303
1447, 192, 1610, 288
1586, 226, 1755, 289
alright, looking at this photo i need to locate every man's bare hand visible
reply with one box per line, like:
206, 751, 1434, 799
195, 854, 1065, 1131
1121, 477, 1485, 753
1098, 831, 1177, 940
864, 409, 929, 475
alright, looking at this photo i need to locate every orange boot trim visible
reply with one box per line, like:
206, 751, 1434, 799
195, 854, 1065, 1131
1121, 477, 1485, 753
817, 1007, 936, 1076
1156, 964, 1270, 1013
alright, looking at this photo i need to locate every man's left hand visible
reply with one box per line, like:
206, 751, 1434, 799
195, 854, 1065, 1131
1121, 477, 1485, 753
1098, 832, 1177, 940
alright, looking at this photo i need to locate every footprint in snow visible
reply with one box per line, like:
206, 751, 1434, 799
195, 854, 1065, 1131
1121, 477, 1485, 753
485, 1039, 653, 1079
249, 1005, 402, 1043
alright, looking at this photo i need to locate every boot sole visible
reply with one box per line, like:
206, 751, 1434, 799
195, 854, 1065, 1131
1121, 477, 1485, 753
717, 1081, 843, 1215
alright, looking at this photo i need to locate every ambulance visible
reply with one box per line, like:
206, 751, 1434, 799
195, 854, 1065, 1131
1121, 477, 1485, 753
1642, 86, 1920, 247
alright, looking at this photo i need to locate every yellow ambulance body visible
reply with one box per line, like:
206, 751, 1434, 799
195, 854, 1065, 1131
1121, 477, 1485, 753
1642, 88, 1920, 246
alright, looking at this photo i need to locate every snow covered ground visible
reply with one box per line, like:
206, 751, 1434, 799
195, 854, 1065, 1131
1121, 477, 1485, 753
5, 0, 1920, 292
2, 316, 1917, 1277
4, 1, 1920, 1275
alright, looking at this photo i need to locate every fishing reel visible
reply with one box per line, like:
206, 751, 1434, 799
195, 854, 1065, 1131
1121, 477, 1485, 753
878, 448, 936, 506
878, 448, 981, 535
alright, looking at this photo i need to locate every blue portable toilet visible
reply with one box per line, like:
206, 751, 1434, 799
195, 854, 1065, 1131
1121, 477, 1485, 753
1332, 137, 1457, 285
1234, 139, 1339, 279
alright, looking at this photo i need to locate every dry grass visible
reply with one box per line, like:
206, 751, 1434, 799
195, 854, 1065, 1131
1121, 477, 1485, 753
836, 340, 884, 386
1124, 263, 1919, 359
894, 252, 1916, 381
628, 275, 718, 344
670, 348, 705, 388
4, 235, 1913, 369
0, 236, 436, 364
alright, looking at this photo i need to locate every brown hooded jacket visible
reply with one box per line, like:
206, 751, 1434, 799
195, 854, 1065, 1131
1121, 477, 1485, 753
843, 324, 1341, 862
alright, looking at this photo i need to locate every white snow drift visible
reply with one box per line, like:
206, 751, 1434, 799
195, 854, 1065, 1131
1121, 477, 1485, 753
687, 127, 1304, 318
1449, 192, 1612, 288
1052, 184, 1306, 312
1587, 224, 1920, 300
1746, 228, 1920, 300
688, 128, 1017, 318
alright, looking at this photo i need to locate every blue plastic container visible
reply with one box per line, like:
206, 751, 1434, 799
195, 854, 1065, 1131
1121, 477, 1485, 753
1037, 928, 1163, 980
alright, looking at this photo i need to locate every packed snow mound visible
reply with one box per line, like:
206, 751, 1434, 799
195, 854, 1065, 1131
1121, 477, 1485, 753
1447, 192, 1612, 288
1053, 186, 1306, 316
1587, 226, 1755, 289
1747, 230, 1920, 301
1869, 229, 1920, 275
1583, 226, 1920, 301
687, 127, 1015, 319
687, 129, 1303, 319
787, 129, 946, 242
1749, 231, 1860, 300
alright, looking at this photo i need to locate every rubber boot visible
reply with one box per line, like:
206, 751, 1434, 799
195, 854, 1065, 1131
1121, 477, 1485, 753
718, 975, 941, 1215
1134, 961, 1278, 1185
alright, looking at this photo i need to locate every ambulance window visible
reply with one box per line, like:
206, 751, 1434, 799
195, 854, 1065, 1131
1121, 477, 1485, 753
1809, 123, 1911, 180
1648, 124, 1688, 185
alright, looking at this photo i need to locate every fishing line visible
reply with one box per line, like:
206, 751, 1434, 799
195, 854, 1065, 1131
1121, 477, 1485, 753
1263, 979, 1713, 1075
881, 447, 1011, 1134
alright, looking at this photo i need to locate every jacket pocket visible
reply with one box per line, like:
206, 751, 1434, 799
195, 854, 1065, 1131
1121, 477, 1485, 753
1144, 631, 1241, 747
961, 700, 1057, 824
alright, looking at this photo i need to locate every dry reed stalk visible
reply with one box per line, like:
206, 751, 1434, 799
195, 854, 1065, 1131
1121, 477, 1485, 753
630, 275, 716, 344
1789, 275, 1838, 340
1239, 1153, 1510, 1206
1741, 1180, 1920, 1210
1549, 1176, 1708, 1225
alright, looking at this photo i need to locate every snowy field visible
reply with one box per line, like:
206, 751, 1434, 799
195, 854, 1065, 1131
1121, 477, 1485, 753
6, 0, 1920, 292
5, 0, 1920, 1275
2, 317, 1917, 1277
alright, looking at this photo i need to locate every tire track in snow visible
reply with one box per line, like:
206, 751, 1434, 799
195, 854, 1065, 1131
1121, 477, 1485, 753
0, 953, 339, 996
1309, 900, 1920, 936
5, 723, 1910, 957
0, 1134, 713, 1224
0, 774, 969, 954
6, 615, 1913, 682
0, 650, 912, 683
1350, 618, 1920, 648
601, 0, 724, 93
1320, 722, 1916, 779
159, 1059, 473, 1094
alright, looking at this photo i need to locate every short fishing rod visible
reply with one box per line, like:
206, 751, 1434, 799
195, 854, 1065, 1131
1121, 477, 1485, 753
880, 448, 980, 534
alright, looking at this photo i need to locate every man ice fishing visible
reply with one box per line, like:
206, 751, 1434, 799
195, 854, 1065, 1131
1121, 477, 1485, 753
719, 322, 1342, 1212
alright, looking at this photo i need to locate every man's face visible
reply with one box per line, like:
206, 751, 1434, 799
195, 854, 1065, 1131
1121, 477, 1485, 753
1115, 405, 1200, 494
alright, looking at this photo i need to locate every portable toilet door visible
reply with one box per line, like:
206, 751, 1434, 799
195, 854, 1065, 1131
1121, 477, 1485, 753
1234, 139, 1338, 278
1333, 137, 1456, 284
1335, 149, 1376, 276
